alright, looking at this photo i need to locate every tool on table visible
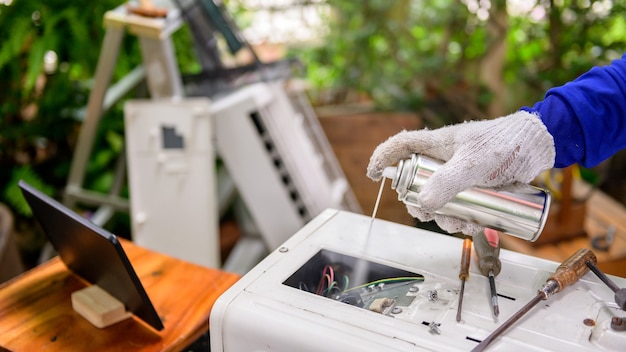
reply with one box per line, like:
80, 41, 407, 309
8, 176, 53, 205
456, 236, 473, 322
591, 225, 616, 252
474, 229, 502, 317
471, 248, 596, 352
585, 260, 626, 311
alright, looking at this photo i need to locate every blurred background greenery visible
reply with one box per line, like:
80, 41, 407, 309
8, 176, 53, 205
1, 0, 625, 265
294, 0, 626, 120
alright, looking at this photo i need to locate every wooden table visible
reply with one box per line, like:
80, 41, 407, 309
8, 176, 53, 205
501, 186, 626, 278
0, 239, 240, 351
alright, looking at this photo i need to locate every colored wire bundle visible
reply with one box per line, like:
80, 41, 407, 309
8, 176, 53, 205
302, 263, 425, 298
343, 276, 424, 293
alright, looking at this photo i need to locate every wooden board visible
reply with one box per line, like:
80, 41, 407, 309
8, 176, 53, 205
318, 111, 423, 226
0, 239, 240, 351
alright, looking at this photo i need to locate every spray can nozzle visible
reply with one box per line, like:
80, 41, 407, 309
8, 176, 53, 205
382, 166, 397, 180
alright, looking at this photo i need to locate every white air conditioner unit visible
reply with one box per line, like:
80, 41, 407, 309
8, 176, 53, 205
210, 209, 626, 352
210, 81, 361, 272
124, 98, 220, 268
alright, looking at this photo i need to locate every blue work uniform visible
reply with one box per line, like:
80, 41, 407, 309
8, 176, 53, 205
521, 54, 626, 168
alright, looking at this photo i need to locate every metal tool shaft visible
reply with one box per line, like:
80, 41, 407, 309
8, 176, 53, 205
457, 279, 466, 322
475, 229, 501, 317
585, 260, 626, 310
586, 260, 619, 292
471, 294, 542, 352
488, 272, 499, 317
471, 249, 597, 352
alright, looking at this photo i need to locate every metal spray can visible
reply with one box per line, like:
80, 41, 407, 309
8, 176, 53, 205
383, 154, 551, 242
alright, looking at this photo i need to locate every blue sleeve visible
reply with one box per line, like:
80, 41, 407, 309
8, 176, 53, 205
520, 54, 626, 168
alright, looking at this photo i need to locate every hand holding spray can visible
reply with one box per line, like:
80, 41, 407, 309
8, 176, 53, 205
382, 154, 551, 242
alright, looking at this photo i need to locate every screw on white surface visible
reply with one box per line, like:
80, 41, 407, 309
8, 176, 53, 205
428, 322, 441, 335
427, 290, 438, 301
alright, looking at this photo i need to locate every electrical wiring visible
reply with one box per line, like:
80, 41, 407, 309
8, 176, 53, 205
298, 282, 310, 292
286, 251, 426, 313
343, 277, 425, 293
316, 265, 336, 296
323, 281, 343, 296
299, 261, 424, 301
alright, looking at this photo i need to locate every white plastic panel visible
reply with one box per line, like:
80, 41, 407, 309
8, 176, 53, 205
210, 81, 361, 251
210, 84, 306, 250
210, 209, 626, 351
260, 82, 340, 215
124, 98, 220, 268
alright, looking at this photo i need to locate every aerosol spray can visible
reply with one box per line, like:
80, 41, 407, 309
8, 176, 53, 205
382, 154, 551, 242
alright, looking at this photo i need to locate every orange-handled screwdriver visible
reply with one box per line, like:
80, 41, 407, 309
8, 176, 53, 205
456, 236, 473, 322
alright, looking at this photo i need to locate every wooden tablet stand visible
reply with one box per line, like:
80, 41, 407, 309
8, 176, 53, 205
71, 285, 132, 329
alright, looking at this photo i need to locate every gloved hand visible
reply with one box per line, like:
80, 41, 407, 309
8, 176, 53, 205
367, 110, 555, 235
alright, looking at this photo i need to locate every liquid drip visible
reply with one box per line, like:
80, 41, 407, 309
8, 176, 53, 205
352, 178, 387, 287
367, 177, 387, 238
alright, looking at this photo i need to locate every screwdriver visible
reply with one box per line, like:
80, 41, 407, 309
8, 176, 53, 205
471, 248, 597, 352
456, 236, 473, 322
474, 229, 502, 317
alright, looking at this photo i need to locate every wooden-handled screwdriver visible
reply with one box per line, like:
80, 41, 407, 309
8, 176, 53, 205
471, 248, 597, 352
474, 229, 502, 317
456, 236, 473, 322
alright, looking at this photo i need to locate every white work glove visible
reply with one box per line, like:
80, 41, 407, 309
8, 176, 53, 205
367, 110, 555, 235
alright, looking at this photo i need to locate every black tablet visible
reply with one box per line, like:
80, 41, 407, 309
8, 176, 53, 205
19, 180, 164, 331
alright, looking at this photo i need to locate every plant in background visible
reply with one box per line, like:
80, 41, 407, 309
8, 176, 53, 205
293, 0, 626, 125
0, 0, 129, 213
0, 0, 138, 264
505, 1, 626, 102
293, 0, 489, 120
0, 1, 201, 207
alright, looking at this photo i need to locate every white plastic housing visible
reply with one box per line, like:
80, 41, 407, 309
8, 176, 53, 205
124, 98, 220, 268
210, 209, 626, 352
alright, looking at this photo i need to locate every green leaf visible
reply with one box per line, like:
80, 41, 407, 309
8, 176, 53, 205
23, 39, 45, 96
4, 167, 54, 218
0, 20, 32, 70
105, 130, 124, 153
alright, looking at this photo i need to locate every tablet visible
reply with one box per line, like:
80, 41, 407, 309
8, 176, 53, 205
19, 180, 164, 331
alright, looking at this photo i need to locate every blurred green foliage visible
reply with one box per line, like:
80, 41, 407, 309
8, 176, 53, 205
0, 0, 198, 224
0, 0, 129, 218
506, 1, 626, 95
294, 0, 626, 120
295, 0, 476, 111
